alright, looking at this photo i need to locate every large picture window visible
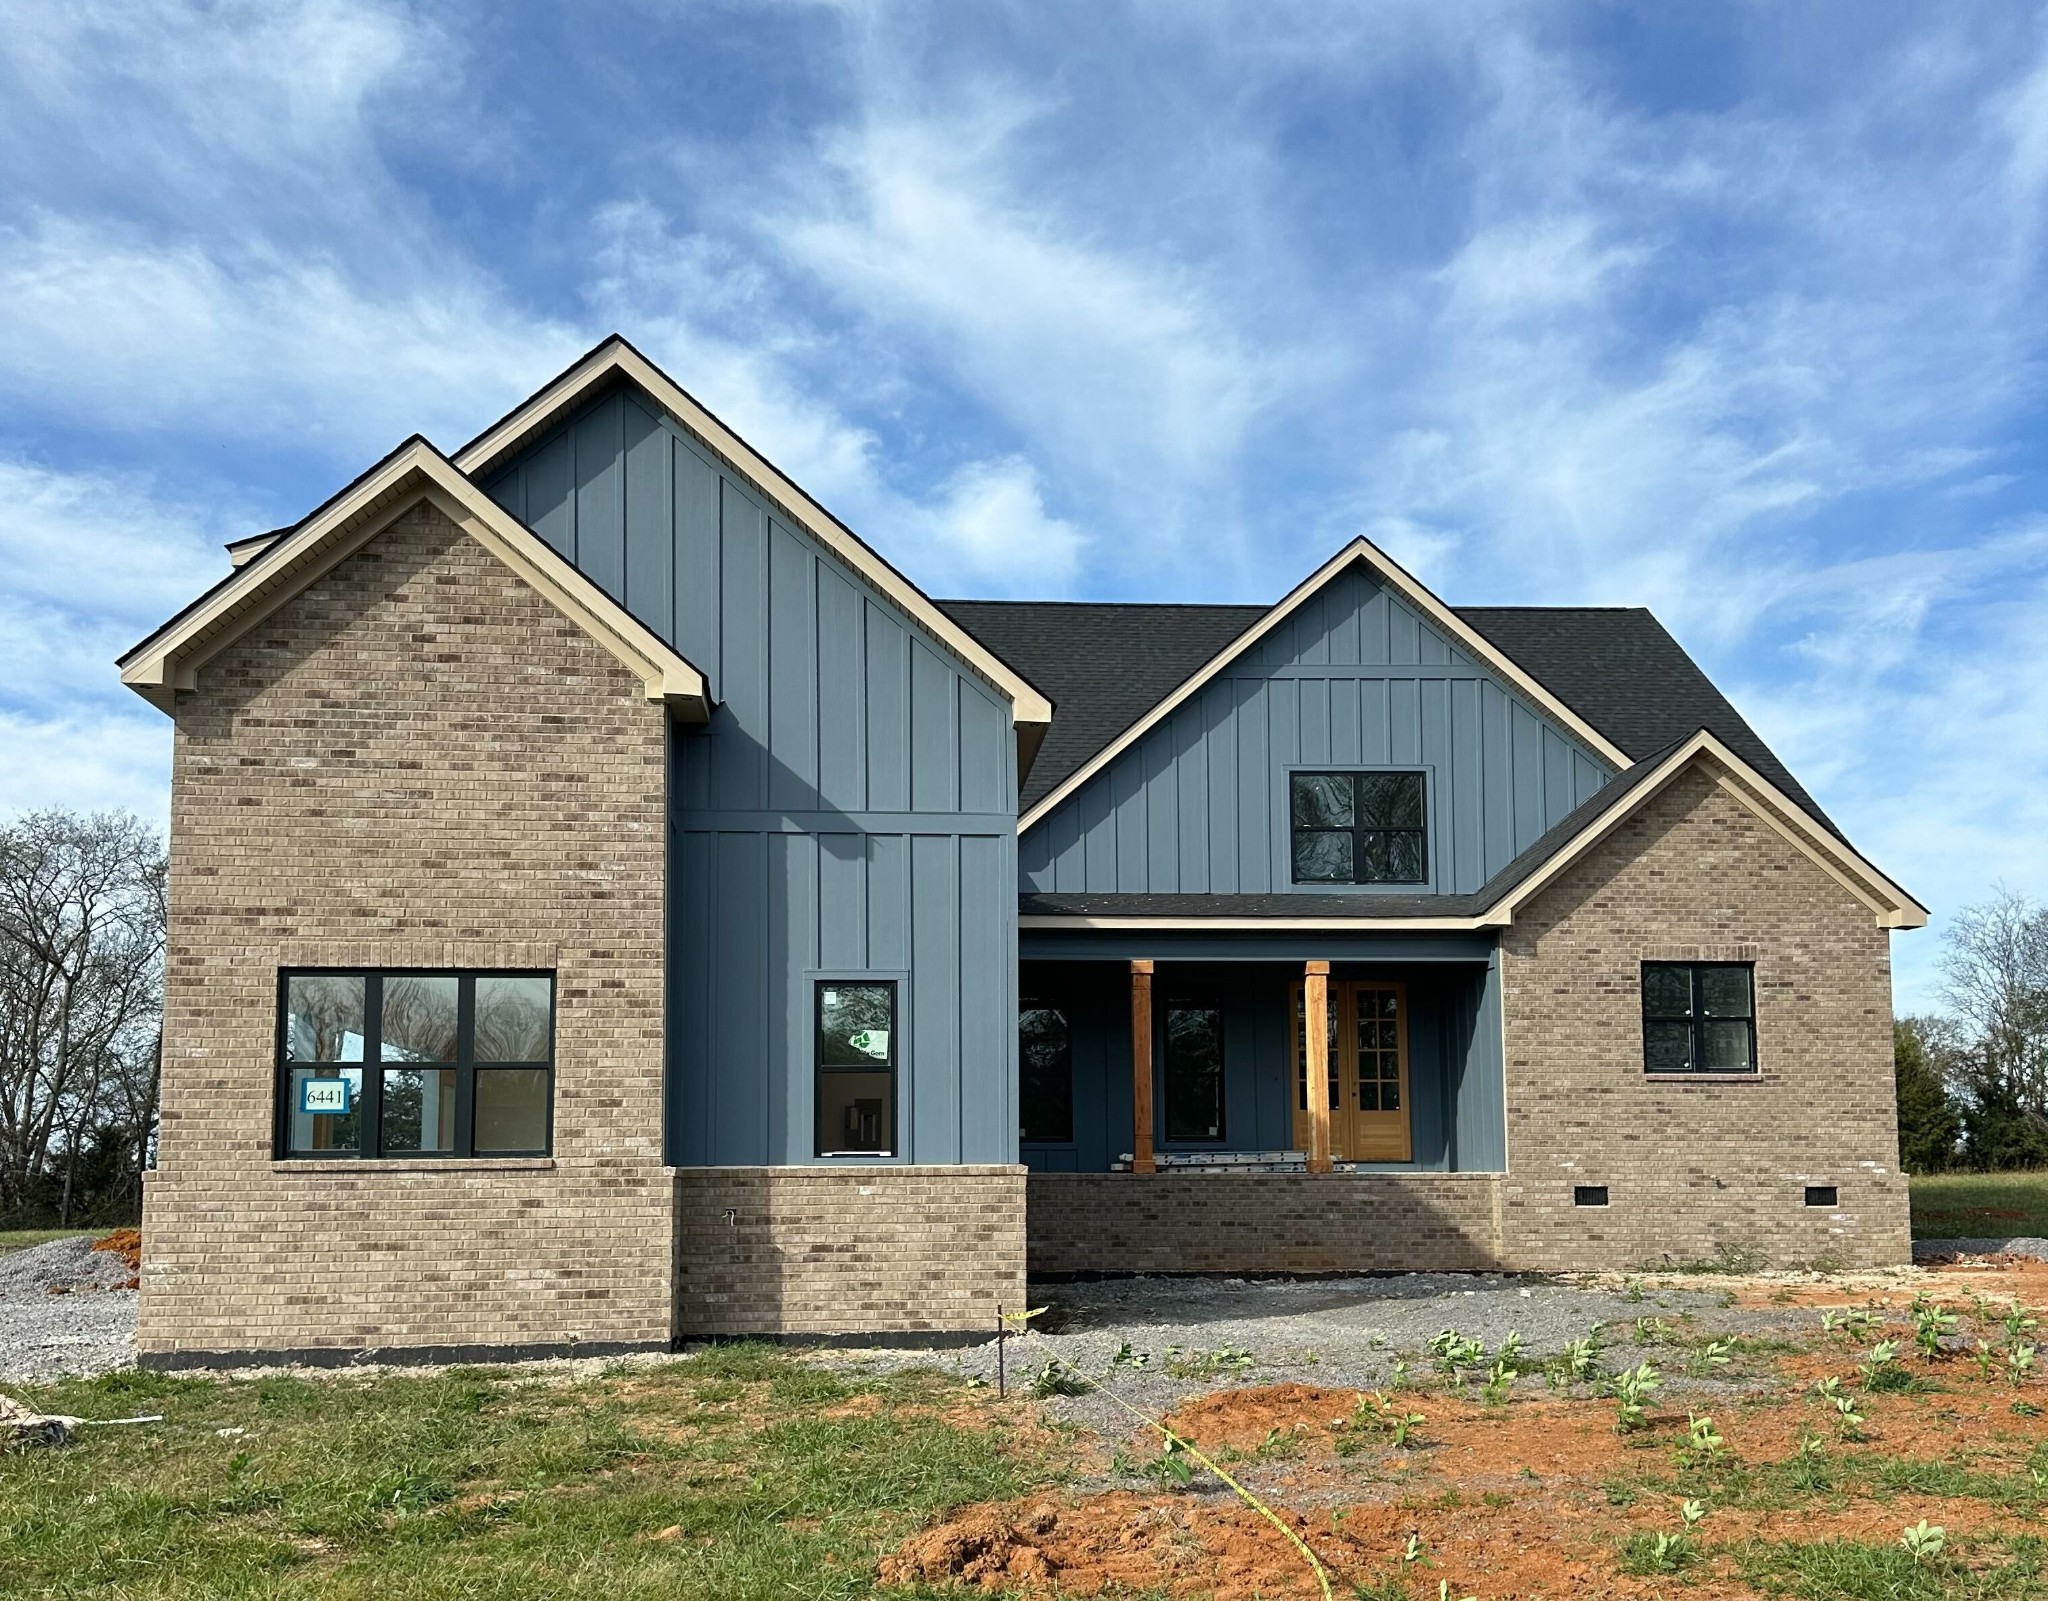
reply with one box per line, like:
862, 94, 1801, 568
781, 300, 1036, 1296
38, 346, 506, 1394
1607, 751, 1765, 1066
1019, 997, 1074, 1143
816, 980, 897, 1157
1163, 1002, 1225, 1142
1641, 962, 1757, 1075
278, 970, 554, 1158
1290, 771, 1427, 884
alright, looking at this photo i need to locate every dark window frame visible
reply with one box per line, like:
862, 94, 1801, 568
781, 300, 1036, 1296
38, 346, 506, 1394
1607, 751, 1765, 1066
274, 969, 556, 1160
1161, 997, 1227, 1145
1640, 961, 1759, 1077
1019, 994, 1075, 1145
1288, 769, 1429, 886
813, 976, 901, 1160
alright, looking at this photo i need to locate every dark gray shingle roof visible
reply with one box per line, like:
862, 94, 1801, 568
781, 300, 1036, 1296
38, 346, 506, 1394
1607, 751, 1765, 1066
937, 597, 1832, 833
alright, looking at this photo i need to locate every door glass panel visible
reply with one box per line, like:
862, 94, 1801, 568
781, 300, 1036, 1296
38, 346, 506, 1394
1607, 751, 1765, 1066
1293, 989, 1339, 1110
1165, 1005, 1225, 1141
1019, 1002, 1073, 1142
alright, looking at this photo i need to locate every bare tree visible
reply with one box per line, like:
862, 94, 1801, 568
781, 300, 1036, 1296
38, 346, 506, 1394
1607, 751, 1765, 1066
1938, 887, 2048, 1166
0, 810, 166, 1224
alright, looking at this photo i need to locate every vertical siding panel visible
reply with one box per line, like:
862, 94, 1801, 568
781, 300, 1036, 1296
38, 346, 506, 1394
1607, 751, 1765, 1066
1330, 676, 1361, 766
670, 829, 711, 1166
1389, 597, 1420, 664
715, 480, 768, 810
1144, 730, 1178, 891
1019, 828, 1053, 892
864, 602, 910, 811
817, 833, 866, 971
1112, 747, 1147, 892
1050, 799, 1085, 892
1574, 750, 1608, 808
1297, 677, 1329, 765
1451, 677, 1484, 896
1420, 678, 1452, 889
1390, 679, 1421, 765
958, 684, 1007, 813
767, 527, 817, 810
1237, 679, 1271, 891
910, 835, 962, 1162
959, 834, 1008, 1161
621, 399, 672, 638
908, 642, 957, 812
713, 831, 769, 1163
1542, 728, 1575, 826
1207, 685, 1239, 893
672, 439, 722, 682
1510, 703, 1545, 850
767, 832, 813, 1162
1328, 571, 1363, 663
866, 833, 910, 970
815, 567, 865, 812
1481, 682, 1514, 878
1296, 590, 1330, 664
1175, 707, 1209, 893
1362, 676, 1391, 764
525, 431, 575, 559
574, 393, 626, 600
483, 463, 525, 521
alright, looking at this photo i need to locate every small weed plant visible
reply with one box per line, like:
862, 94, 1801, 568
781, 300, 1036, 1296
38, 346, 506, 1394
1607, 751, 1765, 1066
1686, 1338, 1734, 1377
1608, 1362, 1661, 1433
1428, 1329, 1486, 1385
1899, 1519, 1946, 1561
1911, 1297, 1957, 1358
1859, 1340, 1913, 1392
1680, 1413, 1725, 1467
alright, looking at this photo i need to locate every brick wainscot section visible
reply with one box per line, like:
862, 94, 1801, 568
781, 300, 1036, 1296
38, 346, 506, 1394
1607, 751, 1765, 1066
139, 503, 674, 1366
673, 1168, 1028, 1342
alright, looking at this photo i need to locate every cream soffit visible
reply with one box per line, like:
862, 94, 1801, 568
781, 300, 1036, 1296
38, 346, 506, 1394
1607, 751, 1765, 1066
453, 336, 1055, 730
119, 439, 710, 720
1016, 536, 1635, 833
1017, 731, 1928, 934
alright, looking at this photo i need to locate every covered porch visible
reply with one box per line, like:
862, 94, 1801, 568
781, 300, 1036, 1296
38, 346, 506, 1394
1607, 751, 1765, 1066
1018, 932, 1505, 1176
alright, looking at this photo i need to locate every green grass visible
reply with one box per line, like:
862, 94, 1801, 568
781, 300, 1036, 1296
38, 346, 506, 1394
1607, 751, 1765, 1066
1912, 1172, 2048, 1240
1733, 1534, 2048, 1598
0, 1349, 1067, 1599
0, 1229, 96, 1255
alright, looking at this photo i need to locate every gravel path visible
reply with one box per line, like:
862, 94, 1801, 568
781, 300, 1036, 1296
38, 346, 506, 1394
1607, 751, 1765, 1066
1915, 1236, 2048, 1263
822, 1271, 1815, 1438
0, 1237, 138, 1382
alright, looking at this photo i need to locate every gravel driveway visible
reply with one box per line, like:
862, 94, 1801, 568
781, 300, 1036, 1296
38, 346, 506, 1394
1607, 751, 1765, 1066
0, 1237, 138, 1383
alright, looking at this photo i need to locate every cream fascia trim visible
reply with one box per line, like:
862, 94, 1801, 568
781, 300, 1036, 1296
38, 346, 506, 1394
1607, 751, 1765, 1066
1475, 731, 1928, 931
453, 338, 1053, 729
120, 441, 709, 720
1017, 536, 1633, 833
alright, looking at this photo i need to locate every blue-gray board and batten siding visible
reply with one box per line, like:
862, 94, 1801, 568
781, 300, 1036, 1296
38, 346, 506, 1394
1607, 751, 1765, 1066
482, 381, 1020, 1166
1019, 564, 1615, 897
1019, 948, 1506, 1175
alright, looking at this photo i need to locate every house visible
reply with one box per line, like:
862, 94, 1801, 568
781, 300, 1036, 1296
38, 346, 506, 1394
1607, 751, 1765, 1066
120, 337, 1926, 1366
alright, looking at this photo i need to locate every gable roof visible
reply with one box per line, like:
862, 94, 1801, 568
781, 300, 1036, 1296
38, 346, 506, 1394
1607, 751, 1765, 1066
451, 335, 1054, 743
945, 537, 1649, 828
119, 437, 710, 719
942, 593, 1834, 834
1017, 729, 1927, 931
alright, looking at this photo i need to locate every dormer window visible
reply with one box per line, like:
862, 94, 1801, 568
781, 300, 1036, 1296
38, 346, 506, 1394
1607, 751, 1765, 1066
1290, 771, 1427, 884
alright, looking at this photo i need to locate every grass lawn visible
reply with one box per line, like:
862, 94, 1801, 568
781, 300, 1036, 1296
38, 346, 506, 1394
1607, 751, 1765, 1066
0, 1229, 95, 1256
0, 1347, 1066, 1600
1911, 1171, 2048, 1239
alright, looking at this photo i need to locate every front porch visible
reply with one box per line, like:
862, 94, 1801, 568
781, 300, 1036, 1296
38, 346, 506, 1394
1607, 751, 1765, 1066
1018, 933, 1506, 1178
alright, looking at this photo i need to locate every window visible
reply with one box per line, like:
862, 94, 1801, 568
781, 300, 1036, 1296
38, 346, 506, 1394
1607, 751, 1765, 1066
1290, 771, 1427, 884
1163, 1002, 1225, 1142
816, 981, 896, 1157
1805, 1185, 1838, 1208
1574, 1185, 1610, 1208
1019, 998, 1074, 1143
278, 971, 554, 1158
1641, 962, 1757, 1075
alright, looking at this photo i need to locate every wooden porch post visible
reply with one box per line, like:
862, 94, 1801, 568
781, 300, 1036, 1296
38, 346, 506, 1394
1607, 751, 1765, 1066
1130, 960, 1156, 1174
1305, 959, 1332, 1174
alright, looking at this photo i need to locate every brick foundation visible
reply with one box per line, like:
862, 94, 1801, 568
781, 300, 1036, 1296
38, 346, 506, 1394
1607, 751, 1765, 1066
673, 1167, 1029, 1336
1028, 1171, 1505, 1275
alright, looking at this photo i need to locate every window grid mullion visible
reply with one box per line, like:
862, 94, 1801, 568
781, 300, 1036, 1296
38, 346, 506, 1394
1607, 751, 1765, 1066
454, 976, 476, 1159
363, 974, 384, 1158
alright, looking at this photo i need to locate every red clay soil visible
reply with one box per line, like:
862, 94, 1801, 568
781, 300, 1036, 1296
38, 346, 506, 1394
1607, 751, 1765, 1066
884, 1359, 2048, 1599
91, 1227, 141, 1286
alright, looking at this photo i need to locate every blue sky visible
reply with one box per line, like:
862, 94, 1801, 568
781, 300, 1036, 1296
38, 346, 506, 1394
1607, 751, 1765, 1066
4, 1, 2046, 1010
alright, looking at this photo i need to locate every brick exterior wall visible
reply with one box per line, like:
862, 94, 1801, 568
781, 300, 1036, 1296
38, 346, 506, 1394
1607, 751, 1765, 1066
139, 501, 675, 1360
1496, 765, 1911, 1271
674, 1168, 1028, 1336
1028, 1172, 1503, 1275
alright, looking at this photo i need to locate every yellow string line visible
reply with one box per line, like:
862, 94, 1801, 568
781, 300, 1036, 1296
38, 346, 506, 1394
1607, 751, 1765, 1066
1014, 1327, 1335, 1601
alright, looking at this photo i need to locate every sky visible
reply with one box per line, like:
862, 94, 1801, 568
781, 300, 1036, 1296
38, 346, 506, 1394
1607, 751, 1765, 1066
3, 0, 2046, 1011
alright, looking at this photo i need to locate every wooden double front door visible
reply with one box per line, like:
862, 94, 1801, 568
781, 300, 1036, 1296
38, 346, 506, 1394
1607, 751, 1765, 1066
1289, 980, 1412, 1163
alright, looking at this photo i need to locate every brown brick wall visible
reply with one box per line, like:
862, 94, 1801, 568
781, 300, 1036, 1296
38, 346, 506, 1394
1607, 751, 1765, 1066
1496, 765, 1911, 1271
140, 500, 675, 1358
674, 1168, 1028, 1336
1028, 1172, 1504, 1275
